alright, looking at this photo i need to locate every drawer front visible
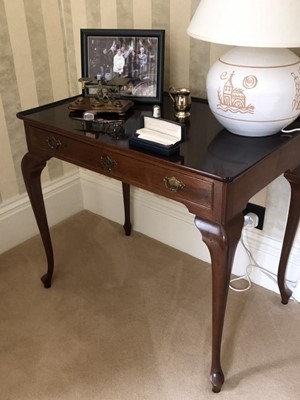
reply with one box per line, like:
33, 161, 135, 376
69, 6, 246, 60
97, 152, 214, 210
147, 168, 213, 209
27, 126, 214, 212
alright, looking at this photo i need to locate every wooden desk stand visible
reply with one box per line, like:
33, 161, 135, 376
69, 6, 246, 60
18, 95, 300, 393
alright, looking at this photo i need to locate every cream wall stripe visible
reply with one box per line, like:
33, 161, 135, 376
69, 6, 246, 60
100, 0, 117, 28
116, 0, 133, 28
86, 0, 101, 27
132, 0, 152, 29
46, 0, 83, 181
0, 0, 26, 194
5, 0, 49, 183
61, 161, 78, 175
169, 0, 191, 88
59, 0, 78, 96
41, 0, 69, 101
0, 96, 19, 202
3, 0, 39, 110
47, 158, 64, 181
151, 0, 170, 90
23, 0, 54, 105
188, 0, 210, 98
71, 0, 87, 92
34, 0, 64, 181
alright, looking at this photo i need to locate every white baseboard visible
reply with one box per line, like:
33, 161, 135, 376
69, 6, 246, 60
80, 169, 300, 302
0, 171, 83, 254
80, 169, 210, 262
234, 229, 300, 301
2, 168, 300, 302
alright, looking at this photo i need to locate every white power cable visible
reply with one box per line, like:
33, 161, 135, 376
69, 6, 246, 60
230, 127, 300, 301
229, 213, 257, 293
229, 214, 299, 303
281, 128, 300, 133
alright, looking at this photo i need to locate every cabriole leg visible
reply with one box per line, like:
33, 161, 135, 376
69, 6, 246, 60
195, 213, 244, 393
21, 153, 53, 288
278, 167, 300, 304
122, 182, 132, 236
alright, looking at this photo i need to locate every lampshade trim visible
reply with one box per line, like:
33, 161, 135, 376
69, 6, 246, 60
219, 59, 300, 69
213, 111, 300, 124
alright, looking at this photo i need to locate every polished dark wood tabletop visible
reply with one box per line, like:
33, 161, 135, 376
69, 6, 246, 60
18, 94, 300, 181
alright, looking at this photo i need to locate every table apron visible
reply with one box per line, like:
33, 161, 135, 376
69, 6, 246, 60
25, 125, 224, 220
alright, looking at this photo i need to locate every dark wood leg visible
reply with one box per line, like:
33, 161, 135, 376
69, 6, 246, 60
122, 182, 132, 236
278, 167, 300, 304
195, 213, 244, 393
21, 153, 53, 288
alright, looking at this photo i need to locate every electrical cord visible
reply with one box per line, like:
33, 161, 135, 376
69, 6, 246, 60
230, 127, 300, 300
229, 227, 300, 303
281, 128, 300, 133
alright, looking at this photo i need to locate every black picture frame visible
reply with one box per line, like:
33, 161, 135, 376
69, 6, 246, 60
80, 29, 165, 104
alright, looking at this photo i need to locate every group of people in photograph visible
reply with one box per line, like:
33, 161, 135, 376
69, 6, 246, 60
88, 37, 157, 96
112, 44, 147, 80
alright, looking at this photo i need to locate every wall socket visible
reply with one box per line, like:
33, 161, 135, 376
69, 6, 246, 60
242, 203, 266, 230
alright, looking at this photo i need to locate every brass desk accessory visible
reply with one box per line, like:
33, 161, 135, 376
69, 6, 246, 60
169, 87, 191, 119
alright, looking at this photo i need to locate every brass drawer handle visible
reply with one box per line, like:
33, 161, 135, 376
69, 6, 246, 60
100, 155, 118, 171
163, 176, 185, 192
47, 136, 61, 150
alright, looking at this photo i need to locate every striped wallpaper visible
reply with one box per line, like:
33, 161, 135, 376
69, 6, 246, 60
0, 0, 210, 205
1, 0, 299, 246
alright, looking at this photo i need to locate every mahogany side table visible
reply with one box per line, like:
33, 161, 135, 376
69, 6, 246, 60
17, 95, 300, 392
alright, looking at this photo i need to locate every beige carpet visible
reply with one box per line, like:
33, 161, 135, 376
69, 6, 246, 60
0, 210, 300, 399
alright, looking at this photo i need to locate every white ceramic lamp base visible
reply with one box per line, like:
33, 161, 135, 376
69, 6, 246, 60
207, 47, 300, 137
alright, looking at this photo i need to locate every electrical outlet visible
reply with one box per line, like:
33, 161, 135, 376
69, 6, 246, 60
242, 203, 265, 230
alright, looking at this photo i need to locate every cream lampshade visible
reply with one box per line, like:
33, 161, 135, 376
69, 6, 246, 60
187, 0, 300, 137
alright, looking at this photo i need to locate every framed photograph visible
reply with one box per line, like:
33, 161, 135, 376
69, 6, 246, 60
80, 29, 165, 104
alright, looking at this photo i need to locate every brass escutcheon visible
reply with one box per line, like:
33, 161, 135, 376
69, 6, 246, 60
163, 176, 185, 192
100, 155, 118, 171
47, 136, 61, 150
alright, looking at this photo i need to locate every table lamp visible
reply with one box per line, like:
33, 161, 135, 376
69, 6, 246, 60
187, 0, 300, 137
